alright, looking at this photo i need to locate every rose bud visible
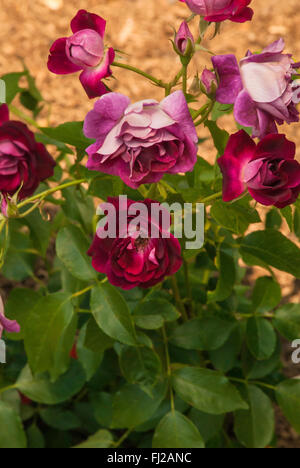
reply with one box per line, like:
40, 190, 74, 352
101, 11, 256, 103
200, 68, 217, 96
88, 198, 182, 290
174, 21, 195, 58
212, 39, 300, 138
48, 9, 115, 99
0, 295, 20, 338
0, 104, 55, 204
179, 0, 253, 23
218, 130, 300, 209
84, 91, 198, 189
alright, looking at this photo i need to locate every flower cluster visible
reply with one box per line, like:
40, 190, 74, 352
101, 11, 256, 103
1, 2, 300, 295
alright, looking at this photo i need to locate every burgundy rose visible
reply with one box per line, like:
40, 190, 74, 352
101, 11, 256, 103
47, 9, 115, 99
179, 0, 253, 23
0, 104, 55, 204
212, 39, 300, 138
84, 91, 198, 189
88, 197, 182, 290
218, 130, 300, 208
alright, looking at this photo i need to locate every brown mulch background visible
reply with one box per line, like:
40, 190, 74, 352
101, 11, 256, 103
0, 0, 299, 447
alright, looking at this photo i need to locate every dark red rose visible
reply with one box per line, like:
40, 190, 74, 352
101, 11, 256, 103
0, 104, 55, 202
88, 197, 182, 290
218, 130, 300, 208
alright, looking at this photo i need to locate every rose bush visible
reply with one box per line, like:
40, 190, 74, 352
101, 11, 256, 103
0, 2, 300, 451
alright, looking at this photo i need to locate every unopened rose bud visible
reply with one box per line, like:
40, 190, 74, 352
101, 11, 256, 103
200, 68, 217, 96
174, 21, 195, 58
66, 29, 104, 68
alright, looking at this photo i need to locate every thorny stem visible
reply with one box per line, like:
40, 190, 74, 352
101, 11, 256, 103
229, 376, 276, 392
171, 275, 188, 322
199, 191, 222, 204
17, 179, 87, 210
112, 61, 167, 88
114, 428, 133, 448
162, 324, 175, 412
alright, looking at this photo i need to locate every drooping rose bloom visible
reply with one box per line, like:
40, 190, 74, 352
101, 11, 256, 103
47, 9, 115, 98
212, 39, 300, 138
88, 197, 182, 290
0, 104, 55, 204
179, 0, 253, 23
218, 130, 300, 208
84, 91, 198, 188
0, 295, 20, 338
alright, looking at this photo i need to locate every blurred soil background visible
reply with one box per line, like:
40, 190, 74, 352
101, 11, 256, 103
0, 0, 299, 447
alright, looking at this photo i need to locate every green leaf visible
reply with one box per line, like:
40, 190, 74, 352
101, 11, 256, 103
1, 72, 25, 103
170, 317, 236, 351
40, 407, 81, 430
207, 243, 236, 302
246, 317, 276, 361
111, 381, 167, 429
77, 323, 104, 381
133, 299, 180, 330
276, 379, 300, 433
211, 200, 260, 235
273, 304, 300, 341
234, 385, 274, 448
5, 288, 41, 341
240, 230, 300, 277
204, 120, 229, 155
119, 346, 162, 388
74, 430, 114, 448
281, 206, 293, 230
26, 423, 45, 449
209, 325, 242, 373
0, 401, 27, 448
91, 283, 137, 346
56, 225, 97, 282
16, 360, 85, 405
152, 411, 205, 448
251, 276, 281, 314
23, 209, 51, 257
91, 392, 113, 427
172, 367, 248, 414
84, 317, 114, 353
41, 122, 91, 150
24, 292, 76, 379
243, 337, 281, 380
266, 209, 282, 230
188, 409, 224, 443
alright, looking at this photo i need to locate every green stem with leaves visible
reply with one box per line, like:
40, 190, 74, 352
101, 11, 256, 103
171, 275, 188, 322
112, 61, 167, 88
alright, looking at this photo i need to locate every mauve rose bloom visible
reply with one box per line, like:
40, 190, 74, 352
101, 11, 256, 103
218, 130, 300, 208
0, 295, 20, 338
212, 39, 300, 138
0, 104, 55, 203
48, 10, 115, 99
179, 0, 253, 23
174, 21, 195, 56
84, 91, 198, 189
88, 197, 182, 290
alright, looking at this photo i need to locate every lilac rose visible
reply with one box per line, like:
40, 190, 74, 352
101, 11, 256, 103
218, 130, 300, 208
212, 39, 300, 138
83, 91, 198, 188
